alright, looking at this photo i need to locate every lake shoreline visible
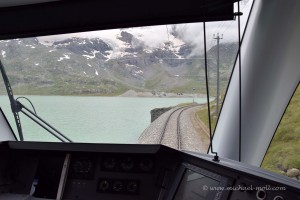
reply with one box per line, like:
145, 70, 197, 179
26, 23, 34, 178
119, 89, 207, 98
0, 91, 208, 98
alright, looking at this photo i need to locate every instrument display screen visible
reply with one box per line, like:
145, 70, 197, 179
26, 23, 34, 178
174, 169, 219, 200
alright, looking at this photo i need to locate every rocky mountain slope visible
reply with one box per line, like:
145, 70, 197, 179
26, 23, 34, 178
0, 29, 238, 96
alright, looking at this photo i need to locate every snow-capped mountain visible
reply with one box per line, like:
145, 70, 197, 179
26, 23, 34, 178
0, 28, 237, 96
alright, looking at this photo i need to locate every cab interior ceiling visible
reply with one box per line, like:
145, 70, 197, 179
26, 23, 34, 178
0, 0, 237, 40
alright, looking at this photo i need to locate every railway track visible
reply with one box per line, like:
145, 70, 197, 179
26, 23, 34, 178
158, 104, 199, 150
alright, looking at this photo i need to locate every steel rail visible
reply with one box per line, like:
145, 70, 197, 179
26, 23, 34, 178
159, 105, 198, 150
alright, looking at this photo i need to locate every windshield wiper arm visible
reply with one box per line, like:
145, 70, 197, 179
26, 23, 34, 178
0, 60, 72, 142
17, 101, 72, 142
0, 60, 23, 140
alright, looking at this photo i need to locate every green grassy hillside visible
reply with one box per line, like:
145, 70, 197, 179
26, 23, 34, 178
261, 85, 300, 174
197, 85, 300, 176
196, 103, 217, 133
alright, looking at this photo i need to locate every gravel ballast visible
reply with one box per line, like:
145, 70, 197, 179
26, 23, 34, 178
139, 105, 209, 153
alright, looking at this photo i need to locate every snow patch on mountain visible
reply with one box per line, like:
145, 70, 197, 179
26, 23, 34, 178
83, 50, 99, 59
104, 50, 113, 60
0, 40, 11, 43
144, 49, 153, 53
78, 39, 87, 45
26, 44, 36, 49
1, 50, 6, 58
132, 69, 143, 77
135, 70, 143, 74
125, 64, 136, 68
58, 54, 70, 61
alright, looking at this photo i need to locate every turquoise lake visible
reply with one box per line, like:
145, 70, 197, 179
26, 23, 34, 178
0, 96, 207, 143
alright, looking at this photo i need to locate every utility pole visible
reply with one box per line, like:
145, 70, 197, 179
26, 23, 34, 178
213, 33, 223, 116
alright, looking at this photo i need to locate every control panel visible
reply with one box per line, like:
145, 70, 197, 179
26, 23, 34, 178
63, 153, 157, 200
165, 161, 300, 200
0, 141, 299, 200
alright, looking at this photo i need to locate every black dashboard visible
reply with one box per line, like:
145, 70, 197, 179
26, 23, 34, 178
0, 141, 299, 200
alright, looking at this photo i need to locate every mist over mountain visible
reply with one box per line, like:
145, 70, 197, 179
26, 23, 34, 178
0, 29, 238, 96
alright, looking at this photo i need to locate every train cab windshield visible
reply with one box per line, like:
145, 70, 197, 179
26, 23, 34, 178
0, 0, 299, 183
